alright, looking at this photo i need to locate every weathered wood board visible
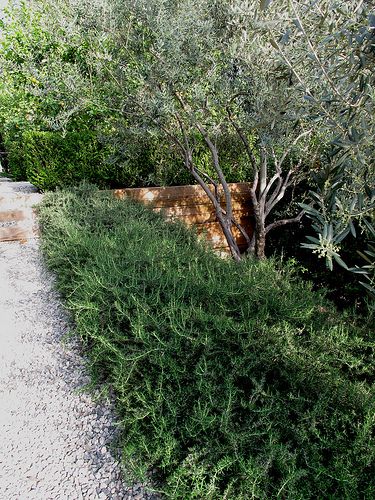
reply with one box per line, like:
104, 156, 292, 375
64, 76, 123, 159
0, 225, 37, 242
113, 183, 253, 252
0, 194, 43, 242
0, 183, 253, 250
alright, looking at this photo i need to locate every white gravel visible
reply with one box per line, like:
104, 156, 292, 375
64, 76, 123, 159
0, 181, 159, 500
0, 178, 39, 194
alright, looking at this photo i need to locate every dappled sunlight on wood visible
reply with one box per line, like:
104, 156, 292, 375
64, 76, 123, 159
112, 183, 253, 252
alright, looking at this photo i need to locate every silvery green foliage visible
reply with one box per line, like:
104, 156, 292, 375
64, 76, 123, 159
117, 0, 314, 259
257, 0, 374, 295
127, 0, 307, 148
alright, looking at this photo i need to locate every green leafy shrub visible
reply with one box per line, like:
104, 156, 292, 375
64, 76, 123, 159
103, 131, 255, 188
38, 185, 375, 499
6, 128, 253, 190
5, 137, 27, 180
19, 130, 115, 190
149, 133, 254, 187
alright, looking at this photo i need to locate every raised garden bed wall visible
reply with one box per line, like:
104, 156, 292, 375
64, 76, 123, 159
112, 182, 253, 253
0, 183, 253, 248
0, 192, 44, 242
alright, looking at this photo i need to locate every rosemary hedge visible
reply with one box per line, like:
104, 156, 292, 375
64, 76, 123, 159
38, 185, 374, 499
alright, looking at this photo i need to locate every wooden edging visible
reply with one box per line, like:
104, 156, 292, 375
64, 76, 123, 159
111, 182, 253, 251
0, 193, 43, 242
0, 183, 253, 250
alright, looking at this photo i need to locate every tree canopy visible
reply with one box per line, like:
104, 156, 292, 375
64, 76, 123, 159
0, 0, 374, 295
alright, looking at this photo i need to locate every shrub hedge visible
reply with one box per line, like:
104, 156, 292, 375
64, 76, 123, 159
4, 136, 28, 180
5, 129, 255, 191
5, 130, 112, 189
38, 185, 375, 499
21, 131, 116, 191
5, 130, 165, 190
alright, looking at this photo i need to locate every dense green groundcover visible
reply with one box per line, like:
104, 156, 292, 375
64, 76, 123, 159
37, 185, 374, 499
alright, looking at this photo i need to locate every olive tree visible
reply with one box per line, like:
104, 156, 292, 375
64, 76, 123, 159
114, 0, 315, 260
259, 0, 375, 295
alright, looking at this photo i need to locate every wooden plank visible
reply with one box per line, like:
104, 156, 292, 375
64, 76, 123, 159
196, 220, 253, 248
0, 226, 38, 242
153, 193, 250, 209
114, 191, 251, 208
198, 230, 247, 248
194, 215, 253, 231
0, 193, 43, 210
156, 208, 251, 225
0, 209, 28, 222
154, 201, 252, 218
111, 183, 254, 252
113, 183, 252, 208
196, 219, 253, 238
174, 212, 251, 226
113, 182, 251, 199
211, 244, 249, 253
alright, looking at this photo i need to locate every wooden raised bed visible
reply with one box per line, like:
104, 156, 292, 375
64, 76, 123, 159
0, 194, 43, 242
113, 183, 253, 252
0, 183, 253, 250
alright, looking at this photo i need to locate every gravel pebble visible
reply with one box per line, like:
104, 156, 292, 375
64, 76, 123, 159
0, 179, 39, 193
0, 180, 160, 499
0, 221, 17, 228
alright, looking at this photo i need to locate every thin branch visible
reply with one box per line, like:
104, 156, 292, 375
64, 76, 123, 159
264, 175, 283, 208
226, 104, 258, 173
291, 2, 352, 108
260, 171, 282, 203
173, 91, 233, 218
174, 112, 193, 164
270, 36, 346, 134
271, 147, 282, 174
278, 129, 312, 169
353, 0, 364, 14
265, 210, 305, 234
260, 148, 282, 201
259, 147, 268, 196
174, 113, 219, 208
231, 217, 251, 248
130, 100, 187, 158
196, 122, 234, 220
248, 233, 256, 255
260, 148, 282, 202
266, 154, 303, 215
266, 168, 293, 215
195, 166, 220, 201
190, 166, 220, 208
173, 99, 242, 260
250, 170, 259, 210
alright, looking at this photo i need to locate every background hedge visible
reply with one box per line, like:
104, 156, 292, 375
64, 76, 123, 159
5, 130, 254, 191
38, 185, 375, 499
12, 131, 114, 190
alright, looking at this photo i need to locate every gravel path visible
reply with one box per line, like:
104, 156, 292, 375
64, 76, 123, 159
0, 181, 159, 499
0, 178, 38, 193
